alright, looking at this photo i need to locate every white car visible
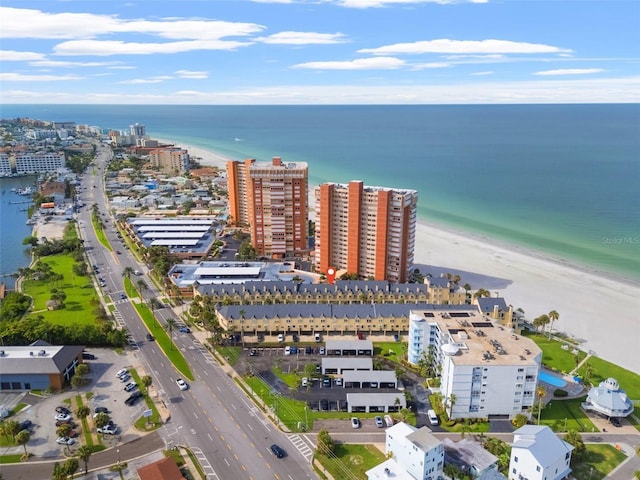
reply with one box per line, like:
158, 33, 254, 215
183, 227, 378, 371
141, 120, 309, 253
55, 413, 71, 422
119, 373, 131, 383
124, 382, 137, 392
56, 437, 76, 445
115, 369, 128, 378
97, 424, 118, 435
284, 346, 291, 355
351, 417, 361, 429
176, 378, 188, 391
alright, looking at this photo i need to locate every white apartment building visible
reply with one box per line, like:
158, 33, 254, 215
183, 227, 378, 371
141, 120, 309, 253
14, 151, 66, 174
408, 307, 542, 420
0, 153, 12, 176
509, 425, 573, 480
367, 422, 444, 480
315, 181, 418, 283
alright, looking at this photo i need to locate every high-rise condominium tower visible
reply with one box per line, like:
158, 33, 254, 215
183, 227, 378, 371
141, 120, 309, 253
227, 157, 309, 258
315, 181, 417, 283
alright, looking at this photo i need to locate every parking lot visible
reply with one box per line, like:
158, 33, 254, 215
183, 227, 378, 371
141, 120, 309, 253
2, 348, 150, 459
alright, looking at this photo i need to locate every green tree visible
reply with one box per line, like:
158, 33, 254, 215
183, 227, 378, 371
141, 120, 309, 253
533, 314, 550, 333
76, 405, 90, 422
316, 429, 335, 455
165, 318, 178, 350
4, 420, 21, 441
94, 412, 110, 430
148, 297, 163, 328
136, 278, 148, 295
548, 310, 560, 338
15, 429, 31, 457
56, 424, 72, 440
63, 458, 79, 477
511, 413, 528, 428
52, 462, 67, 480
474, 288, 491, 298
536, 384, 547, 425
141, 375, 153, 389
564, 430, 586, 464
77, 445, 93, 474
122, 266, 134, 280
71, 373, 84, 393
75, 363, 90, 377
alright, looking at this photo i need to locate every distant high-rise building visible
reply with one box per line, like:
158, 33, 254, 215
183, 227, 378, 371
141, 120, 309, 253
149, 147, 189, 175
227, 157, 309, 258
315, 181, 417, 283
130, 123, 146, 137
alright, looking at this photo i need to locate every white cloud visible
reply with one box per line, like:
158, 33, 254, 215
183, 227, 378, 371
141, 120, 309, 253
293, 57, 405, 70
0, 72, 83, 82
359, 39, 571, 55
118, 76, 173, 84
0, 50, 46, 61
0, 7, 264, 40
175, 70, 209, 79
29, 60, 121, 68
471, 71, 494, 76
256, 31, 348, 45
53, 39, 254, 56
534, 68, 605, 76
334, 0, 478, 8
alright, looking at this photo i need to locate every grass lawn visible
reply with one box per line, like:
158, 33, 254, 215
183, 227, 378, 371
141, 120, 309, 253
215, 345, 242, 366
521, 331, 586, 374
129, 295, 194, 381
572, 443, 628, 480
316, 444, 386, 480
577, 356, 640, 400
540, 396, 596, 432
92, 215, 112, 251
374, 342, 407, 364
22, 255, 99, 326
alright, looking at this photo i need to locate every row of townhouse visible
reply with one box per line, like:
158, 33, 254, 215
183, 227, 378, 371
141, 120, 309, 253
193, 277, 472, 307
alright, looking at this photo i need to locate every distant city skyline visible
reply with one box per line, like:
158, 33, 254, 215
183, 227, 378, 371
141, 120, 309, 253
1, 0, 638, 105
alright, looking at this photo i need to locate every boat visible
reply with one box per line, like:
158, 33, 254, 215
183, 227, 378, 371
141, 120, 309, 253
17, 187, 33, 195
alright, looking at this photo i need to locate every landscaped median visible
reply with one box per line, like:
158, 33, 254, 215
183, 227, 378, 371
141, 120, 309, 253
123, 278, 194, 381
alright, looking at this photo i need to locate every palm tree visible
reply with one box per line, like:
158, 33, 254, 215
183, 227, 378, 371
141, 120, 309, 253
141, 375, 153, 389
474, 288, 491, 299
77, 445, 92, 474
165, 318, 177, 350
15, 429, 30, 457
536, 384, 547, 425
122, 266, 134, 280
136, 279, 148, 295
548, 310, 559, 338
148, 297, 162, 327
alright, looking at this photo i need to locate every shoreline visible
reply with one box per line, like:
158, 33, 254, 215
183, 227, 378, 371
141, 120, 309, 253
157, 136, 640, 374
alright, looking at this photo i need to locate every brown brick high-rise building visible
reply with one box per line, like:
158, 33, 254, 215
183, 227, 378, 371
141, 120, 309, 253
315, 181, 417, 283
227, 157, 309, 258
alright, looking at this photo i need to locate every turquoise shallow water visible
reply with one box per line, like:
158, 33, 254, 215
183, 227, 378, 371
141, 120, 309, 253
1, 104, 639, 283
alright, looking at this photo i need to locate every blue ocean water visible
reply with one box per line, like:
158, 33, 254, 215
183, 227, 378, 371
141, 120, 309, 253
1, 104, 639, 283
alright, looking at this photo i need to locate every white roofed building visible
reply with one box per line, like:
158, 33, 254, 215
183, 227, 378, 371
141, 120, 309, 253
581, 378, 634, 418
509, 425, 573, 480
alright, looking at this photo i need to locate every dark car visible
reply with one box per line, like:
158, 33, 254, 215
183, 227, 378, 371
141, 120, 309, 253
146, 333, 155, 341
19, 420, 33, 431
94, 406, 109, 415
270, 444, 286, 458
55, 406, 71, 415
610, 417, 622, 427
82, 352, 96, 360
124, 391, 143, 406
179, 326, 191, 333
320, 399, 329, 411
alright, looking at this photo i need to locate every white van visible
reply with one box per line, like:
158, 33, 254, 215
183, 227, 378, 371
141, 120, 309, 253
278, 333, 284, 342
284, 346, 291, 356
384, 415, 394, 427
314, 333, 321, 342
427, 409, 439, 426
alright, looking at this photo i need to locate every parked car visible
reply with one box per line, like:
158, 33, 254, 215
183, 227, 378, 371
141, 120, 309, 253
56, 420, 75, 427
176, 378, 188, 391
120, 293, 126, 300
335, 378, 343, 386
610, 417, 622, 427
249, 348, 258, 356
55, 406, 71, 415
115, 369, 128, 378
94, 407, 109, 415
301, 377, 308, 387
124, 391, 143, 406
19, 420, 33, 431
320, 399, 329, 411
284, 346, 291, 356
375, 416, 385, 428
55, 413, 71, 422
82, 352, 96, 360
305, 346, 313, 354
123, 382, 138, 392
384, 415, 395, 427
270, 444, 286, 458
56, 437, 76, 446
319, 347, 326, 355
119, 373, 131, 383
290, 346, 298, 354
322, 377, 331, 387
351, 417, 361, 429
97, 424, 118, 435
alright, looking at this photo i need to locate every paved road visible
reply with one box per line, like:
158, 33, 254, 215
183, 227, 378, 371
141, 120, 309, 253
77, 145, 316, 479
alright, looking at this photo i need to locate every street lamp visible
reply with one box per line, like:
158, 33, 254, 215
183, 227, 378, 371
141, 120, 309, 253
116, 448, 120, 466
304, 405, 308, 431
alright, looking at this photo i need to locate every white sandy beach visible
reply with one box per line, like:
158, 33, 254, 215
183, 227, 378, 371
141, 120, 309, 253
167, 138, 640, 375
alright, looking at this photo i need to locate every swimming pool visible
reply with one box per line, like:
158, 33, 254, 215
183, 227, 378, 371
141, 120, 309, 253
539, 370, 567, 388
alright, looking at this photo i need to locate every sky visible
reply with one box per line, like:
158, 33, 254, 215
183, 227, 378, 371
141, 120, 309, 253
1, 0, 639, 105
